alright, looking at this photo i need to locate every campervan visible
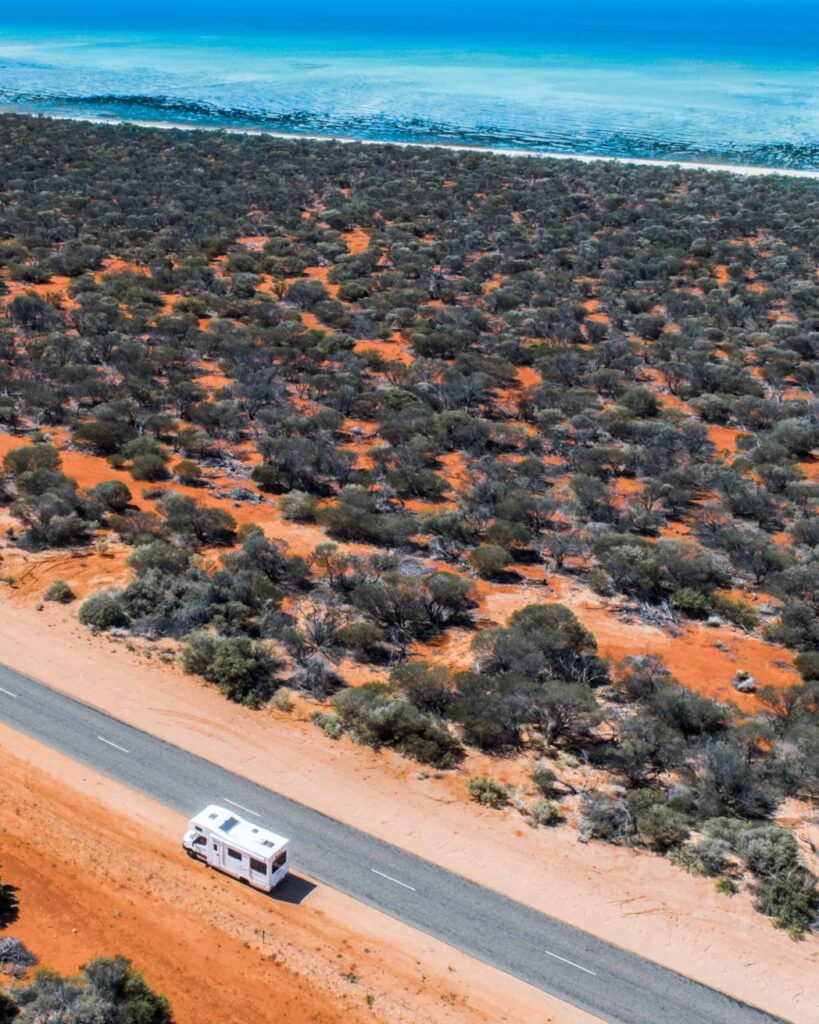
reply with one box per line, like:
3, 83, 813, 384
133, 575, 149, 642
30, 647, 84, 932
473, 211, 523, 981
183, 804, 289, 892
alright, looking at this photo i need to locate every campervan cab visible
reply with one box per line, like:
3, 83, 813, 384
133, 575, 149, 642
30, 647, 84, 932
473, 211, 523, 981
183, 804, 289, 892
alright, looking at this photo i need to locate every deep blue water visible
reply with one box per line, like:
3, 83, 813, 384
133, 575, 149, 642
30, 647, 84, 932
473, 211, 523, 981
1, 2, 817, 169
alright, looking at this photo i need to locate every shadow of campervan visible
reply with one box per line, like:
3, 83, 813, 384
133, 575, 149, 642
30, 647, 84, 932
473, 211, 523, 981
267, 873, 317, 905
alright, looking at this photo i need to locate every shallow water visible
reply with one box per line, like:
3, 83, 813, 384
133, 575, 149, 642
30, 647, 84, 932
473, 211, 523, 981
1, 4, 817, 169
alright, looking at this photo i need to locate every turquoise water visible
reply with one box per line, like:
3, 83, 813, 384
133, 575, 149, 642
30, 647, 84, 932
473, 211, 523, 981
1, 4, 817, 169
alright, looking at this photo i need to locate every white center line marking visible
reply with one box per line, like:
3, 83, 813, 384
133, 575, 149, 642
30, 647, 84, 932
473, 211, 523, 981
224, 798, 260, 817
544, 950, 597, 976
0, 686, 19, 698
97, 736, 130, 754
370, 868, 416, 891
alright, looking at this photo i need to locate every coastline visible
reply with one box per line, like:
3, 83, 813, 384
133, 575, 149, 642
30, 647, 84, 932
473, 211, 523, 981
31, 110, 819, 180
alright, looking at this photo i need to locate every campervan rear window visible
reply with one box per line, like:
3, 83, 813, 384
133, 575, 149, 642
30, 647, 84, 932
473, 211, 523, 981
250, 857, 267, 874
272, 851, 286, 870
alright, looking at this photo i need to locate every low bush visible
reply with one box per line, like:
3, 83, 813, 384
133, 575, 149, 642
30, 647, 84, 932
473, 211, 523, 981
530, 761, 558, 798
279, 490, 318, 522
527, 799, 560, 827
468, 544, 512, 579
312, 711, 343, 739
579, 792, 633, 843
43, 579, 74, 603
715, 876, 738, 896
13, 956, 171, 1023
271, 686, 294, 712
467, 776, 510, 809
331, 685, 462, 767
174, 459, 203, 485
77, 592, 128, 631
754, 872, 818, 938
635, 804, 689, 851
177, 633, 281, 707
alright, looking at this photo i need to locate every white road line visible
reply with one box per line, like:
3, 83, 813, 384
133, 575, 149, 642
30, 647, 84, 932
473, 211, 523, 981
97, 736, 130, 754
370, 868, 416, 892
544, 950, 597, 976
224, 798, 260, 817
0, 686, 18, 698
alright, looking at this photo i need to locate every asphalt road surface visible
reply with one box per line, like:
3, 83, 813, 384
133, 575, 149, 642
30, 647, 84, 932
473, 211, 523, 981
0, 662, 788, 1024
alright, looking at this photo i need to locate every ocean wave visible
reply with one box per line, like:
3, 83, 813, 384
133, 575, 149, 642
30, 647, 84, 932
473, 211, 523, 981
1, 89, 818, 171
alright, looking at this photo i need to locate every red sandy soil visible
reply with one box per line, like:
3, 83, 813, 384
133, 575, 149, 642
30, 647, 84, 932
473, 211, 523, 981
4, 279, 80, 314
304, 264, 340, 299
354, 333, 414, 366
236, 235, 268, 249
515, 366, 541, 389
799, 457, 819, 482
0, 727, 577, 1024
0, 601, 813, 1024
583, 299, 610, 324
706, 424, 742, 456
92, 258, 150, 285
194, 359, 233, 392
341, 230, 370, 256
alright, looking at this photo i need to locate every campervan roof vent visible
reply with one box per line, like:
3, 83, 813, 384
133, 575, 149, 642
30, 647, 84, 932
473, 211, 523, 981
262, 839, 275, 847
219, 816, 241, 834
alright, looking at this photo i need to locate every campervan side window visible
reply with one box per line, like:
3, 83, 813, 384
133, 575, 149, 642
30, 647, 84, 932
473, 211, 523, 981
227, 847, 243, 862
250, 857, 267, 874
272, 851, 287, 871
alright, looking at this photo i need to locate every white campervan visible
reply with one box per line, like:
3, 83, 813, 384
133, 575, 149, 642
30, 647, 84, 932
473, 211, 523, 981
182, 804, 289, 892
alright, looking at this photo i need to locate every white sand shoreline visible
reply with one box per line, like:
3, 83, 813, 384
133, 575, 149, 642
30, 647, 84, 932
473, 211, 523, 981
26, 109, 819, 180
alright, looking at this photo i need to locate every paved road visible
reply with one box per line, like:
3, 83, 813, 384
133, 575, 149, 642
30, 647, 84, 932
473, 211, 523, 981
0, 663, 788, 1024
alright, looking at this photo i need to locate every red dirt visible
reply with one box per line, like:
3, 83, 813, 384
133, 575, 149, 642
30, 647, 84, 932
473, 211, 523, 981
0, 727, 569, 1024
341, 229, 370, 255
0, 604, 813, 1024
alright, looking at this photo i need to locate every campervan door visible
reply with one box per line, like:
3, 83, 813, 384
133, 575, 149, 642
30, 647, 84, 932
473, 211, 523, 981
205, 832, 281, 891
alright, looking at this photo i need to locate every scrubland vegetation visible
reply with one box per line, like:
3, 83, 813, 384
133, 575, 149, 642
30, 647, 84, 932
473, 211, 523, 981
0, 114, 816, 934
0, 877, 171, 1023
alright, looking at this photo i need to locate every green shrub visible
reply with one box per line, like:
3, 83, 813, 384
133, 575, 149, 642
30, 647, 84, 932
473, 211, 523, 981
710, 593, 759, 631
312, 711, 343, 739
130, 453, 170, 482
579, 792, 633, 843
331, 686, 461, 767
530, 761, 558, 797
336, 620, 385, 656
44, 579, 75, 603
754, 872, 818, 938
794, 651, 819, 681
174, 459, 203, 485
78, 592, 128, 631
271, 687, 294, 712
527, 799, 560, 827
467, 776, 510, 809
3, 443, 60, 476
635, 804, 690, 851
14, 956, 171, 1024
668, 837, 731, 877
279, 489, 318, 522
177, 633, 281, 707
468, 544, 512, 579
715, 876, 738, 896
87, 480, 132, 513
670, 587, 711, 618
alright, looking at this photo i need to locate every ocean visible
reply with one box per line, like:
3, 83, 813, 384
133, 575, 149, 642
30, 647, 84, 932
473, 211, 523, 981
0, 2, 818, 170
